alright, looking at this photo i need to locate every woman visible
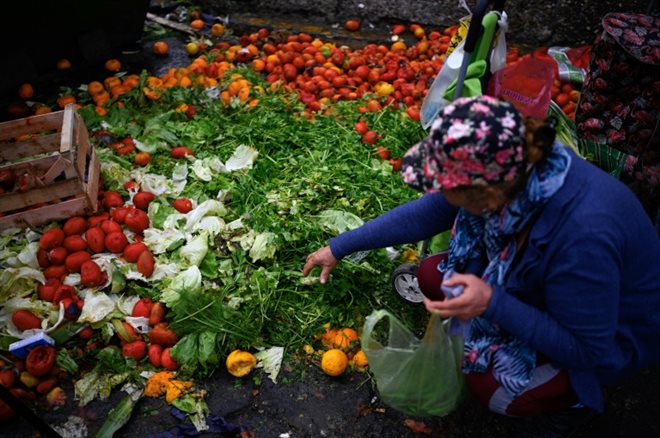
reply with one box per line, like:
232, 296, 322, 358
303, 96, 660, 435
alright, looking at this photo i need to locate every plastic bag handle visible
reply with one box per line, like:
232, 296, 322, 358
361, 309, 420, 351
463, 0, 504, 53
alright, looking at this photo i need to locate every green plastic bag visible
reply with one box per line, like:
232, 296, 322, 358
361, 310, 465, 417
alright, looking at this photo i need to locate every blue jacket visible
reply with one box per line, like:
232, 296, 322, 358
330, 150, 660, 412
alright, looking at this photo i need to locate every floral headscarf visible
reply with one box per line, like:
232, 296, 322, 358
401, 95, 526, 192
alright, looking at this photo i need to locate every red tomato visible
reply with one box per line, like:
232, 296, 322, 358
87, 213, 109, 228
148, 344, 163, 367
63, 217, 87, 236
77, 326, 94, 340
132, 297, 153, 318
47, 247, 68, 265
172, 198, 193, 214
36, 377, 58, 395
37, 278, 61, 302
171, 146, 194, 159
148, 323, 178, 347
136, 251, 155, 278
53, 284, 75, 305
99, 219, 122, 235
161, 348, 179, 370
63, 235, 87, 252
102, 191, 124, 210
12, 310, 42, 331
133, 191, 155, 210
354, 120, 368, 135
25, 345, 56, 377
111, 206, 132, 224
39, 228, 64, 250
375, 146, 391, 160
65, 251, 92, 273
122, 341, 147, 361
149, 302, 166, 325
85, 227, 105, 254
43, 264, 67, 280
123, 242, 149, 263
0, 369, 16, 389
362, 130, 379, 144
124, 209, 150, 234
105, 231, 128, 253
80, 261, 103, 288
37, 248, 50, 268
134, 152, 152, 166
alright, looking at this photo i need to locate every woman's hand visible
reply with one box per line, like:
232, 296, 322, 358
423, 273, 493, 320
303, 246, 338, 284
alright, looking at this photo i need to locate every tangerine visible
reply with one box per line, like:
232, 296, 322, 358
321, 349, 348, 376
152, 41, 169, 56
332, 328, 359, 350
56, 58, 71, 70
353, 350, 368, 367
226, 350, 257, 377
18, 83, 34, 100
104, 59, 122, 72
190, 19, 205, 30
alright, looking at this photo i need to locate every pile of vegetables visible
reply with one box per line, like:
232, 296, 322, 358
0, 8, 589, 432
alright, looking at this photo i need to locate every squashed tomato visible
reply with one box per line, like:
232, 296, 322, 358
25, 345, 56, 377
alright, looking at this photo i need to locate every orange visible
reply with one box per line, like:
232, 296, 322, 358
104, 58, 122, 72
226, 350, 256, 377
56, 58, 71, 70
332, 328, 359, 350
190, 19, 205, 30
152, 41, 169, 56
321, 349, 348, 376
18, 83, 34, 100
211, 23, 225, 37
87, 81, 105, 96
57, 95, 76, 109
33, 104, 52, 115
104, 76, 121, 90
353, 350, 368, 367
344, 19, 360, 31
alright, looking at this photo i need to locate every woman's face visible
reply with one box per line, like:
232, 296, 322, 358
443, 186, 508, 216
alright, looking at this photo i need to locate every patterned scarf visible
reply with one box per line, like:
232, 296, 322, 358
441, 143, 571, 396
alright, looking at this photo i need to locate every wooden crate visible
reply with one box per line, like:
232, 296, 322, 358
0, 104, 100, 229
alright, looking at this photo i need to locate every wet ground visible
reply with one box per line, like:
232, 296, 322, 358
2, 7, 660, 438
3, 361, 659, 437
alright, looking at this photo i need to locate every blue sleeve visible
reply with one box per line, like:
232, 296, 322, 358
484, 229, 622, 371
329, 192, 458, 260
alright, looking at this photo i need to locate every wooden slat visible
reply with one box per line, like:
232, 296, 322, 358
75, 112, 89, 178
0, 133, 61, 162
0, 196, 89, 229
0, 111, 63, 142
42, 155, 73, 184
60, 104, 75, 154
84, 149, 100, 212
0, 178, 81, 212
0, 154, 59, 174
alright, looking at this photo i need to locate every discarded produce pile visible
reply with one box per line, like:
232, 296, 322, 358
1, 9, 591, 433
